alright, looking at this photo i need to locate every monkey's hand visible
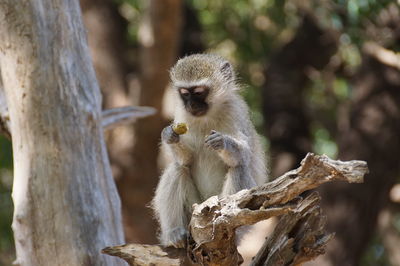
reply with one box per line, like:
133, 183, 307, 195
205, 130, 231, 151
161, 125, 180, 144
205, 130, 246, 168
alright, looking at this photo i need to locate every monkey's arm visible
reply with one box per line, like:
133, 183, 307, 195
156, 126, 199, 248
205, 130, 251, 168
205, 130, 256, 196
162, 125, 192, 166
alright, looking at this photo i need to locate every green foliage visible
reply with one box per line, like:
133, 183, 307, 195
311, 123, 338, 158
0, 137, 12, 169
113, 0, 144, 44
361, 235, 391, 266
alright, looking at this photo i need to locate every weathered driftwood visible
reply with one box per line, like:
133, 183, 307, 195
102, 244, 191, 266
250, 192, 333, 266
102, 153, 368, 265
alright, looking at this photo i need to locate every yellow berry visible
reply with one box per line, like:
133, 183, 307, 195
172, 123, 188, 135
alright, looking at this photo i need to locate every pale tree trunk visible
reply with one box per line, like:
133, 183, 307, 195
117, 0, 183, 243
0, 1, 125, 265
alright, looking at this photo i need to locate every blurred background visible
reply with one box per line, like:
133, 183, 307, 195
1, 0, 400, 265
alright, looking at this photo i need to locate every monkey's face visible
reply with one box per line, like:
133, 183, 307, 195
178, 86, 210, 117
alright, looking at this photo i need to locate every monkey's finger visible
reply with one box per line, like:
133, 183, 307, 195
206, 135, 223, 142
205, 134, 223, 144
205, 132, 222, 142
206, 137, 225, 150
209, 130, 220, 135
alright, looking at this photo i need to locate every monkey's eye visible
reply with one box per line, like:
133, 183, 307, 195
179, 88, 190, 96
193, 87, 206, 95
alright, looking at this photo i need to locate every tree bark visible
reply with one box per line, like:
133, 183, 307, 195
262, 14, 337, 177
0, 1, 125, 265
117, 0, 183, 243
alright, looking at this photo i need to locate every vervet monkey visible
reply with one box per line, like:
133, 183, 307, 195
153, 54, 267, 248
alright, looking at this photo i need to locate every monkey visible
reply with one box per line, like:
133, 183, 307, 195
153, 54, 267, 248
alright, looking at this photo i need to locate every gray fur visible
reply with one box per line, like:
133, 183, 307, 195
153, 54, 267, 248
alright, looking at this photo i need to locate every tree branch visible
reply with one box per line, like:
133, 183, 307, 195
363, 41, 400, 70
102, 153, 368, 265
102, 106, 156, 130
250, 192, 333, 266
0, 100, 155, 139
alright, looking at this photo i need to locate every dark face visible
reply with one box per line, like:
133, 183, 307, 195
178, 86, 210, 116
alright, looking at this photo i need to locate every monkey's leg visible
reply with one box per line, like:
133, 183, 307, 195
153, 163, 201, 248
221, 165, 257, 196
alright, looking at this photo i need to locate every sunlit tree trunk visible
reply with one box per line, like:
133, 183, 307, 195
0, 1, 125, 265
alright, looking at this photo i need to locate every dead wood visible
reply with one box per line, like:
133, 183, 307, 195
102, 153, 368, 266
102, 106, 156, 130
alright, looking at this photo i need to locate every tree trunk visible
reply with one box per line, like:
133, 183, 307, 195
262, 14, 337, 177
116, 0, 183, 243
0, 1, 125, 265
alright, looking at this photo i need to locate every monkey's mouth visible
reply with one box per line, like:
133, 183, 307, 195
190, 109, 208, 116
186, 106, 208, 117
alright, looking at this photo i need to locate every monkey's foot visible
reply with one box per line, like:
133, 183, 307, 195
164, 227, 188, 248
205, 130, 225, 150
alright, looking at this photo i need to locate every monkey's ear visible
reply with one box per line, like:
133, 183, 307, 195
220, 62, 234, 82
